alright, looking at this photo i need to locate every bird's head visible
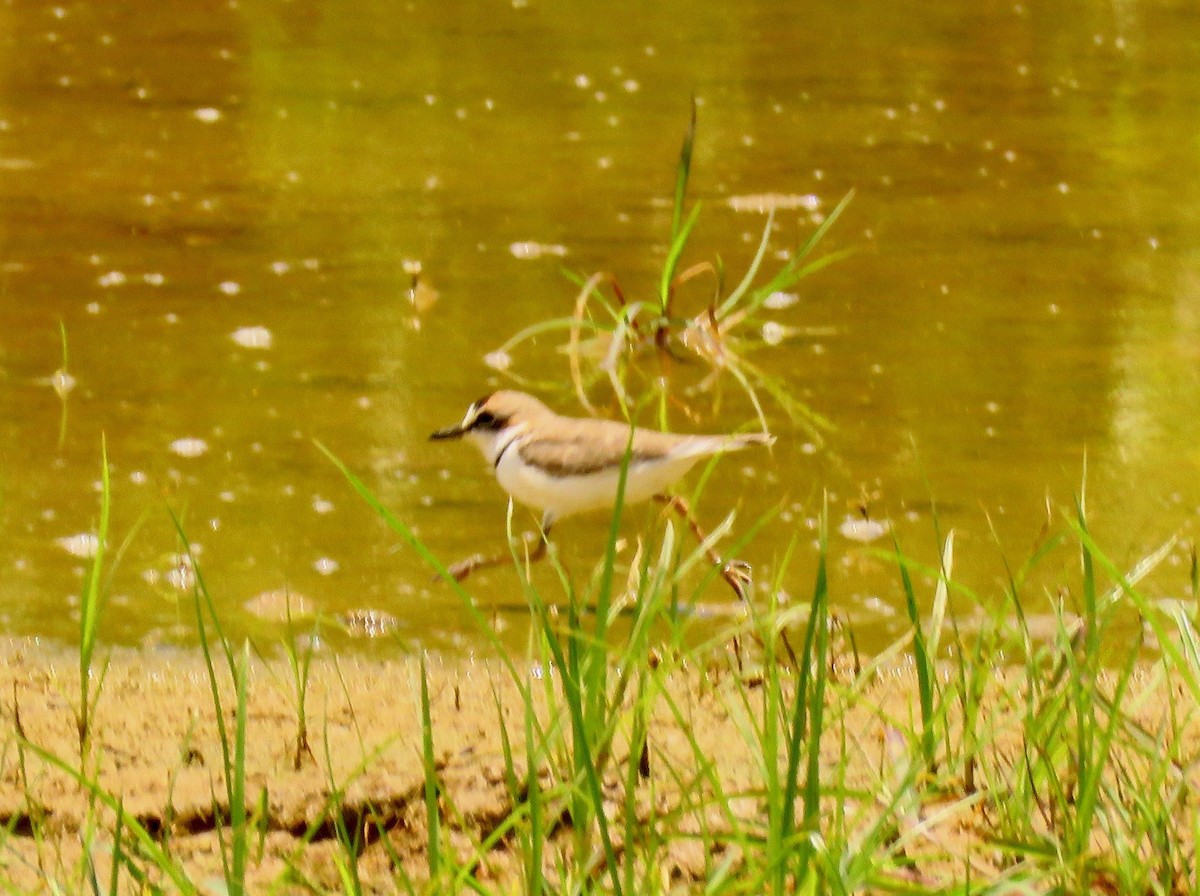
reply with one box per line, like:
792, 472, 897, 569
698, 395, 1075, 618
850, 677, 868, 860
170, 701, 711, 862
430, 390, 552, 464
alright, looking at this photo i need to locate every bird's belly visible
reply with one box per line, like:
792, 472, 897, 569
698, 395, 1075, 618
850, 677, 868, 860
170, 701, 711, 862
495, 452, 697, 520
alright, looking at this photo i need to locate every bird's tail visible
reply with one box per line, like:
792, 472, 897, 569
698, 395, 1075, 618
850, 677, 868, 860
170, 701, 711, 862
682, 431, 775, 458
731, 432, 775, 449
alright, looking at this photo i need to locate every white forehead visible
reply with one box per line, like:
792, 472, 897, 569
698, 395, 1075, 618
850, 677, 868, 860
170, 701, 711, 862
461, 400, 485, 427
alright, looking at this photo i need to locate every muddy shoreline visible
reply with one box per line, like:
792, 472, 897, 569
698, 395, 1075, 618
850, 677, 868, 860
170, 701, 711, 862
0, 640, 1191, 892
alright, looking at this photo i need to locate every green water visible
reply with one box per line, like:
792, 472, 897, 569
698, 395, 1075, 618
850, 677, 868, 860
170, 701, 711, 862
2, 0, 1199, 651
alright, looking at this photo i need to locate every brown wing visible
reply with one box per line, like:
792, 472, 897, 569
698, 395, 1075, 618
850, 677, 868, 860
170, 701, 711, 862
517, 419, 690, 477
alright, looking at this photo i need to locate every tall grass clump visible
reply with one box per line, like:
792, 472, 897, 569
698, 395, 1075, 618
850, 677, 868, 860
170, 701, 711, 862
712, 514, 832, 893
490, 104, 851, 439
978, 498, 1200, 895
168, 514, 256, 896
75, 437, 146, 766
878, 490, 1199, 894
253, 597, 319, 771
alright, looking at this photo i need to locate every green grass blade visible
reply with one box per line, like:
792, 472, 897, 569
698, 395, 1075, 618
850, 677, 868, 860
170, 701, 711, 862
592, 421, 635, 646
419, 654, 441, 881
719, 190, 854, 320
106, 802, 124, 896
798, 506, 829, 877
670, 98, 696, 242
772, 502, 829, 887
525, 683, 544, 895
1069, 520, 1200, 703
229, 643, 250, 896
1074, 495, 1099, 658
721, 207, 776, 311
927, 530, 953, 673
895, 534, 936, 768
796, 190, 854, 263
659, 202, 703, 312
78, 437, 111, 757
494, 315, 607, 356
737, 248, 857, 319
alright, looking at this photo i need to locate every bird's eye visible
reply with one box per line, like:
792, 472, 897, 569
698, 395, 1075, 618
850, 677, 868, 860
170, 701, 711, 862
472, 410, 499, 430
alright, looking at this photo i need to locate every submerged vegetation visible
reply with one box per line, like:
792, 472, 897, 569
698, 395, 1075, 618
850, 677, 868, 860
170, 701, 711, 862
490, 105, 852, 441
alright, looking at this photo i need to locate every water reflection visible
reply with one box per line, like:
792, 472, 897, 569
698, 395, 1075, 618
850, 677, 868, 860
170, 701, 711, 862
1, 0, 1199, 652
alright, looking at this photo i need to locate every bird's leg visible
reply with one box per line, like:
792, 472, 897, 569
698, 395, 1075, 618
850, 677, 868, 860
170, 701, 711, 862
651, 495, 799, 670
525, 519, 552, 565
444, 518, 553, 583
653, 494, 752, 600
444, 549, 508, 582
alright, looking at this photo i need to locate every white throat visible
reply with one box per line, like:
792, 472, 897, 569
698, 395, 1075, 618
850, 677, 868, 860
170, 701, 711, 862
466, 423, 525, 467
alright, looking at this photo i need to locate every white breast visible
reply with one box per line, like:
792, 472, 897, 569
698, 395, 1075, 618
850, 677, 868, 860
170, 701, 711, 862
494, 445, 702, 523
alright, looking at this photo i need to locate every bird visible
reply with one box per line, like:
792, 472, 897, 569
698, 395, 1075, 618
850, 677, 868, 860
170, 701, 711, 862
429, 390, 773, 594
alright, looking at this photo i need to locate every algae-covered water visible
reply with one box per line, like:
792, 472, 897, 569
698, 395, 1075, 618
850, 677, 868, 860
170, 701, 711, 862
2, 0, 1199, 650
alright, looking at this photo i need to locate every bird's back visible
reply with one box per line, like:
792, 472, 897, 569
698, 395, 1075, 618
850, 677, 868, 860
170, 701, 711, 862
516, 416, 771, 476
